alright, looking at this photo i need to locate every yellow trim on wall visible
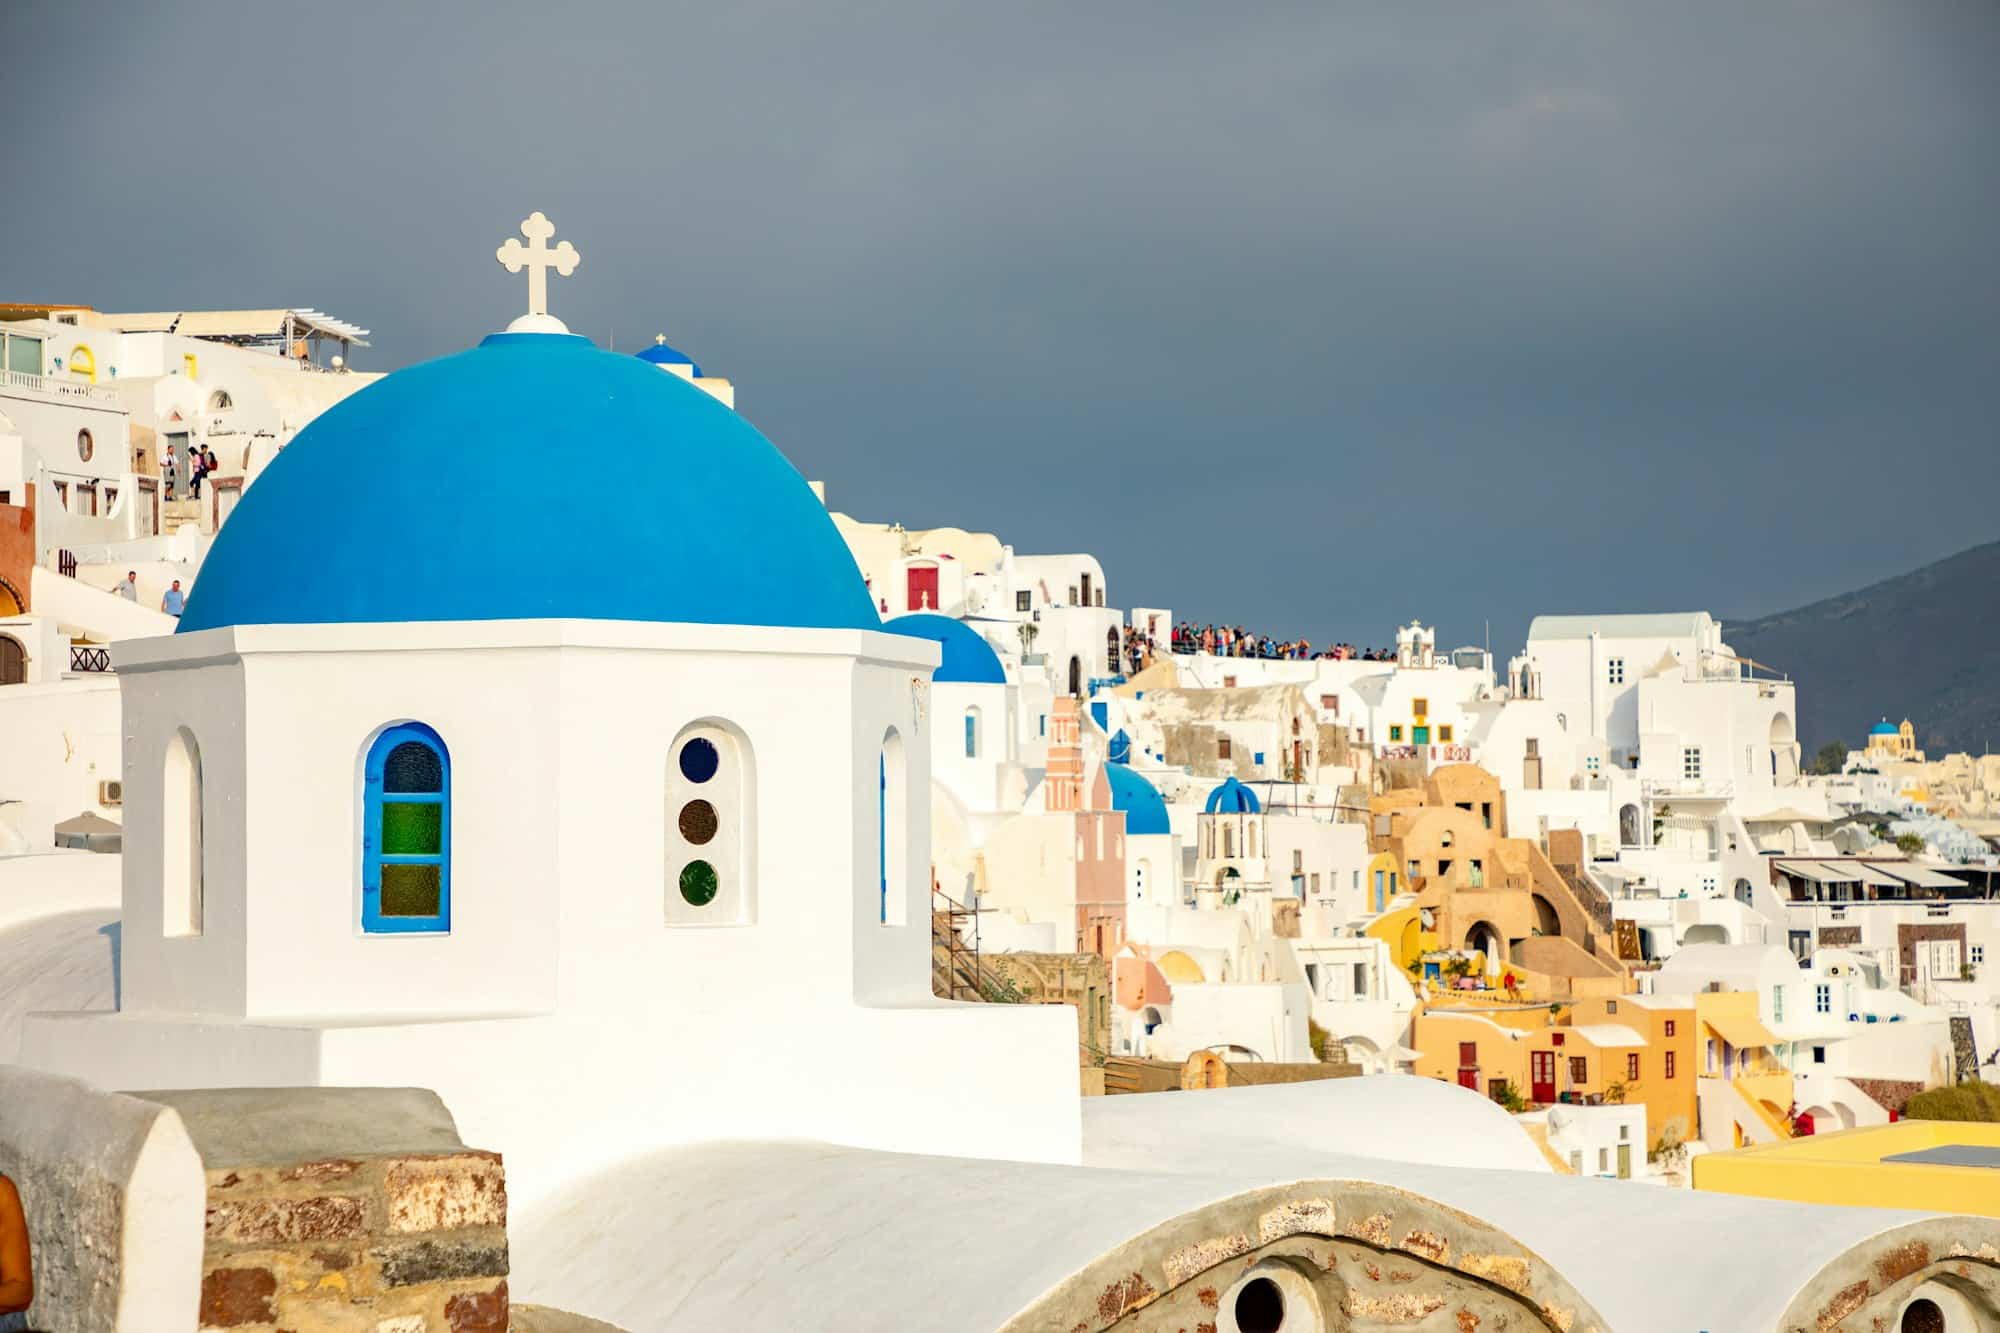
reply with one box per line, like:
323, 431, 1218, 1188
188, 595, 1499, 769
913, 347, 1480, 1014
68, 344, 97, 383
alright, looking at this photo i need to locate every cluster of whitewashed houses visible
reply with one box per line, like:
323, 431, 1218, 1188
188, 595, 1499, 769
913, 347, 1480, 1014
3, 269, 1996, 1166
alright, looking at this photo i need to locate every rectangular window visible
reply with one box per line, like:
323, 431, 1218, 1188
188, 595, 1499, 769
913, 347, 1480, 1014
1467, 859, 1483, 887
1774, 986, 1784, 1022
1067, 585, 1078, 605
1292, 850, 1303, 872
1665, 1051, 1677, 1078
1309, 873, 1319, 894
1413, 698, 1429, 716
1585, 755, 1600, 773
1321, 694, 1337, 713
1626, 1053, 1640, 1080
1683, 747, 1703, 780
1480, 801, 1491, 828
1813, 1045, 1827, 1064
1598, 1148, 1609, 1173
1218, 737, 1232, 759
1039, 714, 1046, 736
1815, 984, 1832, 1015
1607, 1000, 1618, 1014
1459, 1042, 1478, 1066
1015, 590, 1031, 611
1664, 1019, 1676, 1037
1438, 725, 1454, 742
1389, 725, 1403, 742
964, 712, 978, 759
1407, 860, 1420, 882
1353, 962, 1367, 995
1607, 658, 1625, 684
1972, 944, 1985, 965
1570, 1057, 1588, 1085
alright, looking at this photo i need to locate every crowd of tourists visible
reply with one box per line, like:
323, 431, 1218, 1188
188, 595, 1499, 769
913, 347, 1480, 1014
1169, 623, 1392, 661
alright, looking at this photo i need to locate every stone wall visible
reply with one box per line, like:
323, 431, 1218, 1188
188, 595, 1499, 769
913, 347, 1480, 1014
0, 1065, 206, 1332
1846, 1077, 1927, 1117
142, 1088, 509, 1333
1818, 926, 1862, 948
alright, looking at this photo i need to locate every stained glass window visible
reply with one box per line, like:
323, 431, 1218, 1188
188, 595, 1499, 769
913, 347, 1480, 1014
363, 723, 450, 932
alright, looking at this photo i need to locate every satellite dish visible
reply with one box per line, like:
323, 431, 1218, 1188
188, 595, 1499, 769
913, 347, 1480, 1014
1547, 1106, 1575, 1134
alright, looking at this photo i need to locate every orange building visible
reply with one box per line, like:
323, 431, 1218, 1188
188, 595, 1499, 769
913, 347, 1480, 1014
1371, 766, 1626, 996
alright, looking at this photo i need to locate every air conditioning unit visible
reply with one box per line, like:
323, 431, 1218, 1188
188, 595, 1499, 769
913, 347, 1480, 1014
98, 779, 123, 806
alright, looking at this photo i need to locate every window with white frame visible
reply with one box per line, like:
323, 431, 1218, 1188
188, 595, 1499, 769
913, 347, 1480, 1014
1972, 944, 1986, 966
1682, 747, 1702, 780
1814, 983, 1832, 1015
1607, 658, 1625, 685
1585, 755, 1600, 773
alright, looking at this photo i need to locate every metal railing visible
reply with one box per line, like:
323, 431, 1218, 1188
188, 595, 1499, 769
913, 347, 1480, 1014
0, 367, 121, 403
68, 645, 111, 673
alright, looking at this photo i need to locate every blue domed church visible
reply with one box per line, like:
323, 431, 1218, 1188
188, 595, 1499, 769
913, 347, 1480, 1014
19, 216, 1082, 1283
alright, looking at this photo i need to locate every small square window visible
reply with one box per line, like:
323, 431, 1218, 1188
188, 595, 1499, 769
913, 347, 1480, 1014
1413, 698, 1429, 716
1015, 590, 1031, 611
1438, 725, 1454, 742
1607, 658, 1625, 685
1389, 725, 1403, 742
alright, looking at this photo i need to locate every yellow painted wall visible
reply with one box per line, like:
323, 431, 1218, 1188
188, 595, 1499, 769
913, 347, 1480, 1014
1693, 1122, 2000, 1218
1569, 997, 1698, 1147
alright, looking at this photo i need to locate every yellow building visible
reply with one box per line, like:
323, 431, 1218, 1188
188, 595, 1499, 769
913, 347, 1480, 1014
1693, 1120, 2000, 1218
1865, 717, 1923, 762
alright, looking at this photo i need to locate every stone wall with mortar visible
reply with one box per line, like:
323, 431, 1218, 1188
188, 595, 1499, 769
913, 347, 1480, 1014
140, 1088, 509, 1333
0, 1065, 205, 1332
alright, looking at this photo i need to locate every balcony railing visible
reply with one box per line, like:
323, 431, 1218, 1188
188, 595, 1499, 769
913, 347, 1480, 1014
1642, 778, 1735, 802
69, 645, 112, 673
0, 367, 121, 404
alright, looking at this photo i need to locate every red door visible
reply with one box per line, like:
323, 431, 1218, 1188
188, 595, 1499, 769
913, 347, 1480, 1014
906, 566, 939, 613
1530, 1050, 1555, 1103
1456, 1067, 1478, 1090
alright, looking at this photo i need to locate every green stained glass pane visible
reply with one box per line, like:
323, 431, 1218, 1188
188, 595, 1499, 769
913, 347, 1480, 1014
679, 860, 718, 907
381, 863, 442, 917
381, 801, 442, 855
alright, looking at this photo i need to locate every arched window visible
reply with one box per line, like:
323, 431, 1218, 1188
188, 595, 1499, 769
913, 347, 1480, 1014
362, 723, 450, 933
1106, 627, 1120, 675
76, 428, 94, 462
163, 727, 204, 935
0, 634, 25, 686
1247, 821, 1257, 857
963, 706, 981, 760
68, 344, 96, 383
208, 389, 233, 412
667, 722, 753, 925
1223, 823, 1235, 858
879, 728, 908, 925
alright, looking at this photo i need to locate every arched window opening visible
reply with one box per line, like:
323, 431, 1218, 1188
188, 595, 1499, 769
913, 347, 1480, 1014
362, 723, 450, 933
880, 728, 908, 925
963, 706, 981, 760
209, 389, 233, 412
1222, 824, 1235, 858
163, 727, 204, 936
1105, 627, 1119, 675
68, 344, 96, 383
0, 634, 25, 686
667, 722, 753, 925
76, 428, 94, 462
1247, 821, 1257, 857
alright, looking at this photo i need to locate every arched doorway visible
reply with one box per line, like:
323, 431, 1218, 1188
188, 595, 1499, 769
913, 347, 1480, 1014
1531, 894, 1562, 937
1682, 923, 1730, 947
0, 577, 23, 616
1067, 655, 1082, 696
1619, 803, 1643, 847
1464, 921, 1504, 976
0, 633, 25, 685
1770, 712, 1798, 782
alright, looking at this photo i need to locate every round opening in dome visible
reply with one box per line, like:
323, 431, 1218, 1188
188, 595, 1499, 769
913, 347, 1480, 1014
679, 739, 720, 784
679, 860, 719, 906
1232, 1276, 1285, 1333
678, 800, 718, 845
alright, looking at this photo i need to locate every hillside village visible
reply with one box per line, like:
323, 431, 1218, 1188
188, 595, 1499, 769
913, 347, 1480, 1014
2, 237, 1999, 1331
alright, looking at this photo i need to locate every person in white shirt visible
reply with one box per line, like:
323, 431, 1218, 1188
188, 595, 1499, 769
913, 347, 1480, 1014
115, 570, 138, 601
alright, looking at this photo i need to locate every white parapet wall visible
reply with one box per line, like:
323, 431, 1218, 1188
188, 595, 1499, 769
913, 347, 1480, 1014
0, 1066, 205, 1332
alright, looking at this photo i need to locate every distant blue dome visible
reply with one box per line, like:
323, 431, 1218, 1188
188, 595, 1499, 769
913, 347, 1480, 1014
179, 332, 875, 633
885, 614, 1006, 684
1108, 728, 1132, 764
637, 339, 703, 376
1204, 776, 1261, 814
1869, 720, 1899, 736
1107, 763, 1170, 836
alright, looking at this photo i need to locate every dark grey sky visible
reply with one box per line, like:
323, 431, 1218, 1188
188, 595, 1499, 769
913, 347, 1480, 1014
6, 2, 1996, 656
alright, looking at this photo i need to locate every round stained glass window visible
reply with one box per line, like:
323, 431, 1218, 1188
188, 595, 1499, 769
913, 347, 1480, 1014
679, 737, 720, 784
679, 859, 718, 906
679, 799, 718, 845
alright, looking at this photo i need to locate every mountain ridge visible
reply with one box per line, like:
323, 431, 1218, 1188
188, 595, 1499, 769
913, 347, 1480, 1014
1723, 538, 2000, 756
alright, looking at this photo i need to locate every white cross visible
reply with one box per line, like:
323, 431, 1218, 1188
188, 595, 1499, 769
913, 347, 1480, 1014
496, 212, 580, 320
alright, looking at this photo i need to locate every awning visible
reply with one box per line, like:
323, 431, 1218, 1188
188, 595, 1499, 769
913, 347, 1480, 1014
1878, 864, 1965, 890
95, 311, 181, 332
174, 309, 293, 338
1775, 860, 1847, 884
1704, 1014, 1779, 1049
1845, 862, 1906, 889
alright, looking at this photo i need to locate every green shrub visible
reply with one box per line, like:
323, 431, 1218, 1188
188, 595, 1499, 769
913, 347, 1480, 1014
1903, 1081, 2000, 1123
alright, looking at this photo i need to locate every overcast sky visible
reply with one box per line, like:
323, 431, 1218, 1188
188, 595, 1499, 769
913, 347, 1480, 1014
6, 2, 1995, 653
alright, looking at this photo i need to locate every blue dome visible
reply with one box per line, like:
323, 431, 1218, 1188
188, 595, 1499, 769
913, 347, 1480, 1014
1204, 776, 1261, 814
179, 332, 876, 633
884, 614, 1006, 684
1869, 720, 1899, 736
1106, 763, 1170, 836
637, 339, 703, 375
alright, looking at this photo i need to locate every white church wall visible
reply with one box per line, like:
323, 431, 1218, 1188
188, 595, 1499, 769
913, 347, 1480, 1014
0, 671, 121, 853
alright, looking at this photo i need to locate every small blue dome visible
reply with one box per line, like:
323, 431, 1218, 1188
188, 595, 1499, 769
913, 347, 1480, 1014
637, 339, 703, 375
884, 614, 1006, 684
1204, 776, 1261, 814
1107, 763, 1170, 836
179, 332, 876, 633
1869, 720, 1899, 736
